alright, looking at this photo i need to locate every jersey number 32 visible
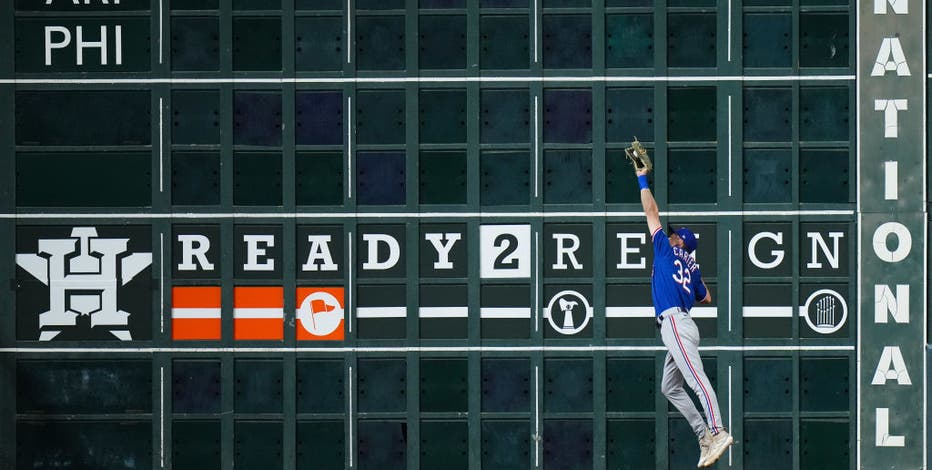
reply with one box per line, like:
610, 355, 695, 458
671, 259, 692, 294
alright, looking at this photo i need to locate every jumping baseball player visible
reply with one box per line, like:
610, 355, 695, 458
626, 140, 734, 467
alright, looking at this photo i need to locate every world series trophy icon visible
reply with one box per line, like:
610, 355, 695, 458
558, 298, 578, 330
815, 295, 837, 329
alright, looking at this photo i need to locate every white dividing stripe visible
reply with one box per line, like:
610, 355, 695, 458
0, 345, 856, 353
728, 365, 733, 466
727, 0, 732, 62
159, 365, 165, 468
0, 209, 856, 220
158, 0, 164, 65
355, 307, 406, 318
534, 365, 540, 468
347, 232, 353, 333
727, 94, 733, 197
0, 75, 856, 85
605, 307, 654, 318
171, 308, 222, 319
534, 230, 540, 332
742, 306, 794, 318
690, 307, 718, 318
346, 0, 351, 64
347, 96, 353, 199
159, 97, 164, 192
727, 230, 733, 332
606, 307, 717, 318
534, 95, 540, 198
348, 364, 354, 468
884, 161, 898, 200
418, 307, 468, 318
233, 308, 284, 319
480, 307, 532, 319
159, 233, 164, 334
533, 0, 539, 64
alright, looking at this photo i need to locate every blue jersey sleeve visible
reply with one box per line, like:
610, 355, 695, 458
652, 227, 672, 258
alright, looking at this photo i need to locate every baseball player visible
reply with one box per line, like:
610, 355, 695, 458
627, 142, 734, 467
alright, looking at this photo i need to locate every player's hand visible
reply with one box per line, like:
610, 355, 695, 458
636, 168, 649, 177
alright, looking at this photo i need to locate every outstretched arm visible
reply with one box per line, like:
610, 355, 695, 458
698, 279, 712, 304
637, 170, 662, 235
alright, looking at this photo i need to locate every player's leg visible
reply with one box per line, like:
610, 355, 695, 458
661, 352, 707, 437
664, 312, 734, 467
662, 350, 714, 467
661, 312, 724, 434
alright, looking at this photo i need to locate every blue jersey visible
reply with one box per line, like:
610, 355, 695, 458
650, 227, 707, 316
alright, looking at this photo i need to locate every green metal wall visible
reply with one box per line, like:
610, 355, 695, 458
0, 0, 926, 469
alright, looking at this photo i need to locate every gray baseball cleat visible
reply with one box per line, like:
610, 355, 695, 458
697, 429, 713, 467
700, 429, 734, 467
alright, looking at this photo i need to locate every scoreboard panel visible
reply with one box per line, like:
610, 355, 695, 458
0, 1, 927, 470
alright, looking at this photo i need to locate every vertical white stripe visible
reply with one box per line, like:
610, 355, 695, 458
534, 231, 540, 332
533, 0, 539, 63
727, 95, 733, 197
726, 0, 732, 62
856, 211, 862, 470
159, 366, 165, 468
159, 97, 164, 192
535, 365, 540, 468
158, 0, 164, 65
923, 219, 928, 468
160, 233, 165, 334
348, 365, 354, 467
348, 232, 353, 333
727, 230, 732, 332
728, 365, 733, 466
534, 95, 540, 199
347, 96, 353, 199
346, 0, 352, 64
883, 161, 898, 200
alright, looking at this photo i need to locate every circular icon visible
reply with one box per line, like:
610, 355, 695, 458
297, 291, 344, 336
543, 290, 593, 335
801, 289, 847, 334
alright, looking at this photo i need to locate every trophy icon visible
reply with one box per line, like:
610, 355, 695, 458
558, 297, 578, 330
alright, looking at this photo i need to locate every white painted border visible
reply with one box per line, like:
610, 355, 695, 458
0, 75, 855, 85
0, 345, 855, 353
0, 209, 855, 219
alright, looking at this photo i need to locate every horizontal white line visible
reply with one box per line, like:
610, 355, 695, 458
0, 75, 855, 85
419, 307, 468, 318
606, 307, 654, 318
171, 308, 221, 319
690, 307, 718, 318
233, 308, 283, 319
742, 306, 794, 318
606, 307, 717, 318
480, 307, 532, 319
356, 307, 406, 318
0, 345, 856, 353
1, 210, 855, 220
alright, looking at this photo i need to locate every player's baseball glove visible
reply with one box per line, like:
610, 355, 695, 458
624, 137, 652, 173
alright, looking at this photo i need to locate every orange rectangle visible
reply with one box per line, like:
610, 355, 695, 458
234, 286, 284, 308
234, 318, 283, 341
172, 286, 221, 308
296, 287, 345, 341
172, 318, 221, 341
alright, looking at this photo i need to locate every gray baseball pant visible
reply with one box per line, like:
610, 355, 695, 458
659, 308, 724, 438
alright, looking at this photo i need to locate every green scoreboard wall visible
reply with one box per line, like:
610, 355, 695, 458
0, 1, 928, 469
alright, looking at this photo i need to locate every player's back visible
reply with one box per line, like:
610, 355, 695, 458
650, 229, 705, 315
